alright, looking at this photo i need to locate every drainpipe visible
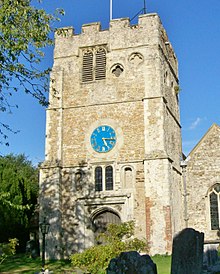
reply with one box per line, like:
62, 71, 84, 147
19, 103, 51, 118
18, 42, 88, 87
180, 160, 188, 228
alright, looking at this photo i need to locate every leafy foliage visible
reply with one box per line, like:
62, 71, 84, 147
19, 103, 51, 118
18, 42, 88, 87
0, 154, 38, 251
70, 221, 148, 274
0, 238, 19, 264
0, 0, 64, 145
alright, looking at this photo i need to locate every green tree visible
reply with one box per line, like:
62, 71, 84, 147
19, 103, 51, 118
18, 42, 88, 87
70, 221, 148, 274
0, 0, 64, 145
0, 154, 38, 251
0, 238, 19, 264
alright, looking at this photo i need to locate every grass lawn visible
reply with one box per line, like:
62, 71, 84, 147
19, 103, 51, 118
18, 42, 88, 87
153, 255, 171, 274
0, 253, 171, 273
0, 255, 73, 274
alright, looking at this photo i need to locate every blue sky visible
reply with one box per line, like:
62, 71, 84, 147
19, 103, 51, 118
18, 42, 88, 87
1, 0, 220, 164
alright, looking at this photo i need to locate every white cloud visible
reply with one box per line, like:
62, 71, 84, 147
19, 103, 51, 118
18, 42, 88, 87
189, 117, 202, 130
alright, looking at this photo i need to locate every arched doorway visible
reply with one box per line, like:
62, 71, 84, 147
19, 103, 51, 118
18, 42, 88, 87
92, 209, 121, 244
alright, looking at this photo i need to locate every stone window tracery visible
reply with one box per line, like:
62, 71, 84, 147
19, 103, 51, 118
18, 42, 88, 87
129, 52, 144, 65
209, 184, 220, 230
82, 47, 106, 82
112, 64, 124, 77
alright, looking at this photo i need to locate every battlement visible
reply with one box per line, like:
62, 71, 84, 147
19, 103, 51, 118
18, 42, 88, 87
55, 13, 160, 37
54, 13, 176, 59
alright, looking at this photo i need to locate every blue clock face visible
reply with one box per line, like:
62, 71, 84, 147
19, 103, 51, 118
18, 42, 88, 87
90, 125, 116, 153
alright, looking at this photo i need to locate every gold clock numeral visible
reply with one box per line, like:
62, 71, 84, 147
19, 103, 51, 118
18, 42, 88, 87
102, 126, 105, 131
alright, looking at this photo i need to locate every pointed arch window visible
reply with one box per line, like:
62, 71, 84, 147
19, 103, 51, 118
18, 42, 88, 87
209, 184, 220, 230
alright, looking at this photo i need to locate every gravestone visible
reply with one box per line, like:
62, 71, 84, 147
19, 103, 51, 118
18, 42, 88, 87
106, 251, 157, 274
203, 244, 219, 267
171, 228, 204, 274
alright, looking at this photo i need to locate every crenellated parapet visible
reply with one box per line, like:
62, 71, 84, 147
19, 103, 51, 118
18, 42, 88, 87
54, 13, 177, 66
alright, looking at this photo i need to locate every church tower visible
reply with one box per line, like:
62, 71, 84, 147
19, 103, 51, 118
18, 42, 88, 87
40, 13, 183, 259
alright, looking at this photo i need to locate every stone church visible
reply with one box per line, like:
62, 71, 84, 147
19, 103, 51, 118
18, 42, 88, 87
185, 124, 220, 243
39, 12, 219, 259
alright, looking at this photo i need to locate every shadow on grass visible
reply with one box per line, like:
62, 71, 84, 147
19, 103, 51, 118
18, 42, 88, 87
0, 254, 73, 274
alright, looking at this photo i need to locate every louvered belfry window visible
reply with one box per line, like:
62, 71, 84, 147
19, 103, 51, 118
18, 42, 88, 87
95, 48, 106, 80
82, 50, 93, 82
82, 47, 106, 82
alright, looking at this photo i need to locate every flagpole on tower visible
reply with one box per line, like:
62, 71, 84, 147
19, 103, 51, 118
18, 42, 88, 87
144, 0, 147, 14
130, 0, 147, 23
110, 0, 112, 20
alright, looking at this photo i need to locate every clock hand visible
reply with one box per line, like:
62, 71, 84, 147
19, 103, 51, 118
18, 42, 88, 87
102, 138, 107, 146
102, 137, 116, 140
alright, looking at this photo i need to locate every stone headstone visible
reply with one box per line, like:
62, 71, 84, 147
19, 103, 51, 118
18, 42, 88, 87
203, 244, 219, 267
106, 251, 157, 274
171, 228, 204, 274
